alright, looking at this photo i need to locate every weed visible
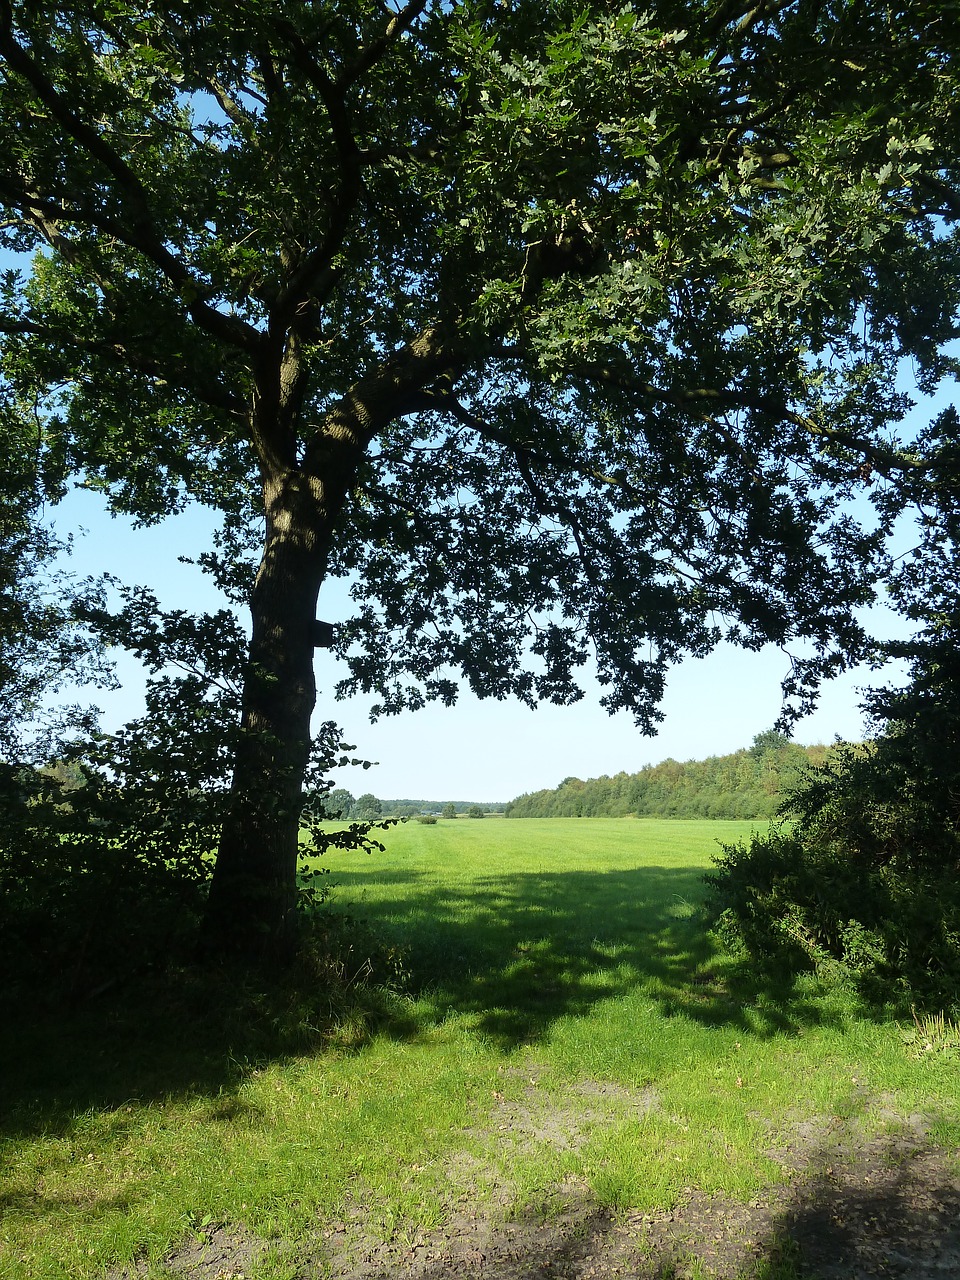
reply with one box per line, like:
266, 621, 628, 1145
899, 1008, 960, 1059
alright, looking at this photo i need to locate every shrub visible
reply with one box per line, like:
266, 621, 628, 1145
707, 627, 960, 1010
0, 756, 215, 999
708, 825, 960, 1009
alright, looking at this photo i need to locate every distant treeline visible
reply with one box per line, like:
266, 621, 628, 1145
382, 798, 507, 817
505, 731, 838, 820
320, 788, 506, 819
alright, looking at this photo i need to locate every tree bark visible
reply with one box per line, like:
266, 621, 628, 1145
201, 330, 455, 961
202, 467, 330, 961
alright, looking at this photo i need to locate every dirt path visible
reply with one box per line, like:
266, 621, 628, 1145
130, 1086, 960, 1280
310, 1107, 960, 1280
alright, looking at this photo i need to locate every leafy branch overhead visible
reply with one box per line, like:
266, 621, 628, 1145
0, 1, 958, 950
1, 1, 956, 723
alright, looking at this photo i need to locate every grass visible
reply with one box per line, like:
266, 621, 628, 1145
3, 817, 959, 1279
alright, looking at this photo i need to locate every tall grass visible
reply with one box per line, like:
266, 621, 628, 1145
2, 818, 958, 1279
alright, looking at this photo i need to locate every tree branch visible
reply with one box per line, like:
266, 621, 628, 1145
578, 362, 954, 493
427, 391, 635, 498
204, 75, 262, 129
0, 5, 154, 226
0, 176, 261, 354
0, 14, 261, 355
300, 326, 464, 488
337, 0, 431, 91
264, 24, 363, 339
913, 172, 960, 221
0, 316, 246, 418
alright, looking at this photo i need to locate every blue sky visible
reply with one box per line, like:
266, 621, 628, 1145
47, 482, 912, 803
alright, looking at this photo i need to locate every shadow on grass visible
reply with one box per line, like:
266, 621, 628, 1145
329, 862, 837, 1049
0, 913, 419, 1142
757, 1138, 960, 1279
1, 863, 832, 1143
340, 1102, 960, 1279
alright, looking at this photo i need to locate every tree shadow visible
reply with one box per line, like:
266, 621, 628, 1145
0, 860, 843, 1144
753, 1115, 960, 1279
0, 920, 418, 1142
329, 862, 839, 1051
317, 1106, 960, 1279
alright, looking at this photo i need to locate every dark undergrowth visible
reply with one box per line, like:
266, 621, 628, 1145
0, 908, 416, 1142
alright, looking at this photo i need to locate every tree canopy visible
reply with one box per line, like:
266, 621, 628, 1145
0, 0, 958, 954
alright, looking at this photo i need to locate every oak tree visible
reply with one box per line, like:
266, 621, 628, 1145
1, 0, 958, 956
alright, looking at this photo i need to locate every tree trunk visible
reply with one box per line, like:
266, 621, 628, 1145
202, 470, 329, 962
200, 332, 451, 962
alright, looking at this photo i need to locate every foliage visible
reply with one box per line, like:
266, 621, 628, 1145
467, 804, 485, 818
707, 622, 960, 1009
707, 826, 960, 1010
1, 0, 959, 947
323, 786, 356, 819
0, 389, 110, 762
387, 797, 506, 813
900, 1009, 960, 1060
507, 732, 832, 819
0, 587, 392, 993
0, 583, 245, 993
0, 688, 228, 998
353, 792, 383, 820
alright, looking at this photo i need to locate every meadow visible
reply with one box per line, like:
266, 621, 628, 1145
2, 818, 958, 1279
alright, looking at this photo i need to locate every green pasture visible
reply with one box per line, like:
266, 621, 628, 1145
3, 818, 959, 1279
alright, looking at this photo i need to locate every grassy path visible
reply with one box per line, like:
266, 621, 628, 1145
2, 819, 959, 1278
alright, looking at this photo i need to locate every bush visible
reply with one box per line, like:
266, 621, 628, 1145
708, 826, 960, 1009
0, 757, 214, 999
707, 627, 960, 1011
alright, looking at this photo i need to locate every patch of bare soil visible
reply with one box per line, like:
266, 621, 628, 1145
110, 1223, 264, 1279
487, 1072, 660, 1156
306, 1082, 960, 1280
112, 1083, 960, 1279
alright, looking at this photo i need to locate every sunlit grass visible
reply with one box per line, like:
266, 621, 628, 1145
3, 818, 959, 1278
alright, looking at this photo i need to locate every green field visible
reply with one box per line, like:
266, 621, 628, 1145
3, 818, 959, 1279
322, 817, 764, 1047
